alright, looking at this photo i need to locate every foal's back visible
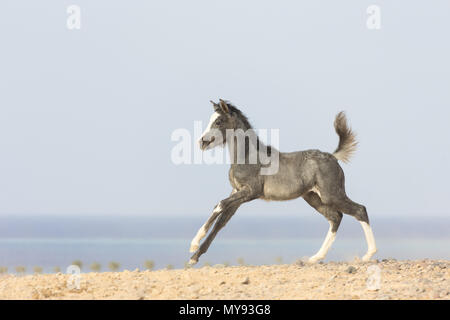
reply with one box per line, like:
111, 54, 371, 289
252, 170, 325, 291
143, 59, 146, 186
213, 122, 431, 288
261, 149, 344, 201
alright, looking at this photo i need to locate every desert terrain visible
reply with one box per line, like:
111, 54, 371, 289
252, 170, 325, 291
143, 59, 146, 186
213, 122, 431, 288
0, 259, 448, 300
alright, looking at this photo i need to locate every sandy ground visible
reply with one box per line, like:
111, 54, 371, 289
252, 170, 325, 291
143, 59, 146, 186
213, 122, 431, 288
0, 259, 448, 300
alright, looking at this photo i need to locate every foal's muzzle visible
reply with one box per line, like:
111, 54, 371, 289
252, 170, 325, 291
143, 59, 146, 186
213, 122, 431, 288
199, 136, 215, 150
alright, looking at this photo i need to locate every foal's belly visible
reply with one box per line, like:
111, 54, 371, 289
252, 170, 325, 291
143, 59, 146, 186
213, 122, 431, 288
262, 178, 305, 201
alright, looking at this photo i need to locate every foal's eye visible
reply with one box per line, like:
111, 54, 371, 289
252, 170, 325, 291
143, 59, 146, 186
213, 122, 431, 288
216, 119, 223, 125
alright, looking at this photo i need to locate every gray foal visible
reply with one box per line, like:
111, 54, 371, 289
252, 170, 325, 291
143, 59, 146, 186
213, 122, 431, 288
189, 99, 377, 265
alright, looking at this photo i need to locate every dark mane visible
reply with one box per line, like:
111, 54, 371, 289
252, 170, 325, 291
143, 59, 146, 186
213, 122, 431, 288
222, 101, 272, 155
223, 101, 253, 130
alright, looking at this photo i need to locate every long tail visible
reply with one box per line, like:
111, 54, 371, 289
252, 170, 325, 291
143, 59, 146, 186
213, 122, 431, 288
333, 111, 358, 163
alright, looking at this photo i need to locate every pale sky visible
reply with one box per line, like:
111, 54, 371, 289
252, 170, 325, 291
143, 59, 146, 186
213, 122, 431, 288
0, 1, 449, 219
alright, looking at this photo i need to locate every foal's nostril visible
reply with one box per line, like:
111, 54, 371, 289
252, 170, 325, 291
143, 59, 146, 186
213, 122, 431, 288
199, 138, 208, 150
199, 137, 215, 150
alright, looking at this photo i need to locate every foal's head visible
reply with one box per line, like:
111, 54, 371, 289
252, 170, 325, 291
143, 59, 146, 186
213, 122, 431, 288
199, 99, 251, 150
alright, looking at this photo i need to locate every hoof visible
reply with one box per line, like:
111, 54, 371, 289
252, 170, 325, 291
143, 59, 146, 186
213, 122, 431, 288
188, 259, 198, 266
308, 256, 324, 264
362, 250, 377, 262
362, 254, 373, 262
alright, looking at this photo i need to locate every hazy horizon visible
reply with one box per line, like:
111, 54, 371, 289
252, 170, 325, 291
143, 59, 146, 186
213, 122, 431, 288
1, 214, 448, 239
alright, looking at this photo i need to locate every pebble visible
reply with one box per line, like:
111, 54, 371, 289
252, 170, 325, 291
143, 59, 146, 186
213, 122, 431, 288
294, 260, 305, 267
346, 266, 357, 274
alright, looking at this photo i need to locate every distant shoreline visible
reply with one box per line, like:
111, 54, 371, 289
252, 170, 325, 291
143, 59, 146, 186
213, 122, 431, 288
1, 237, 449, 273
1, 215, 449, 238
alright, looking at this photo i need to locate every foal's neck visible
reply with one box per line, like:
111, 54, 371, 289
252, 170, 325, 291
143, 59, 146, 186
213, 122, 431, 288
226, 120, 269, 166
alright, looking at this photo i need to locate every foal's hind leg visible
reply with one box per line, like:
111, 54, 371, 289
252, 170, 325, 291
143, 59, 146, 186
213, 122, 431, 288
303, 191, 343, 263
334, 196, 377, 261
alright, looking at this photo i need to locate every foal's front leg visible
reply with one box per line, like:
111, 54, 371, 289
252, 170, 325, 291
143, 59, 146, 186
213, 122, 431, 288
188, 188, 257, 265
189, 190, 239, 253
189, 203, 223, 253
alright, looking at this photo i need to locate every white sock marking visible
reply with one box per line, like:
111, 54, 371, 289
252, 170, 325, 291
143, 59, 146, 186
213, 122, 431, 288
309, 222, 336, 263
189, 201, 224, 253
190, 225, 207, 253
360, 221, 377, 261
213, 202, 223, 214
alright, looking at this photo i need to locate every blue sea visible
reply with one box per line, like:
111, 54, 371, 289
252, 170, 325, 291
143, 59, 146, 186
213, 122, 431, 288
0, 215, 448, 273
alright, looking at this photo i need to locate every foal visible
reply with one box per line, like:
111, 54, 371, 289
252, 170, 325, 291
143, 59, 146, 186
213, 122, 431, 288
189, 100, 377, 265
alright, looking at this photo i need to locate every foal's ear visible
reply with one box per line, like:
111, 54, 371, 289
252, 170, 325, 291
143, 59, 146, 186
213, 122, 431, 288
219, 99, 230, 113
210, 100, 220, 112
